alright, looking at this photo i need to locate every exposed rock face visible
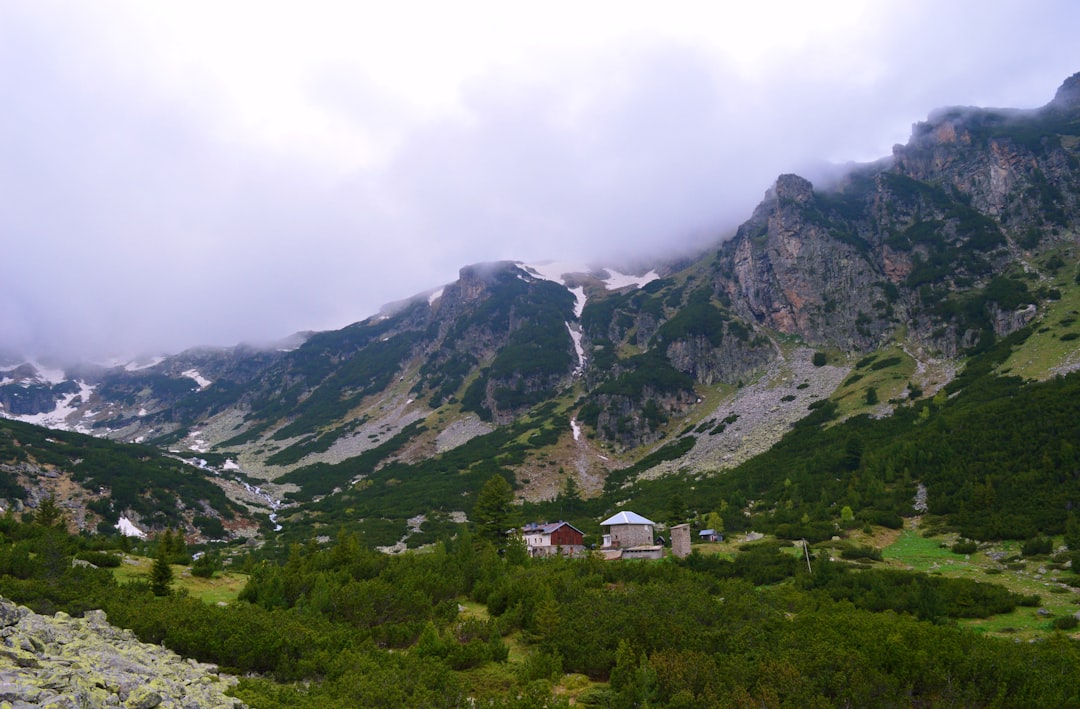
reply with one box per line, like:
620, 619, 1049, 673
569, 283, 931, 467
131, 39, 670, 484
712, 75, 1080, 355
0, 597, 243, 708
719, 174, 894, 351
665, 333, 774, 386
1050, 72, 1080, 109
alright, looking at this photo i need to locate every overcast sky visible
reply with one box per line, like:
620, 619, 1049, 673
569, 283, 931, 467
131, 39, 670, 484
2, 1, 1078, 361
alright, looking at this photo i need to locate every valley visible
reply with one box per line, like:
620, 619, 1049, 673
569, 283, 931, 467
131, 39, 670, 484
2, 71, 1080, 707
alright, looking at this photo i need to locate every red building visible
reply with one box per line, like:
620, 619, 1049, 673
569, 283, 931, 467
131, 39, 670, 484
521, 521, 585, 557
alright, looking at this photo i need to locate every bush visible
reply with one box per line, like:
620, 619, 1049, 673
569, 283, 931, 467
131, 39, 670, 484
951, 539, 978, 555
1022, 536, 1054, 557
191, 553, 218, 579
75, 551, 122, 568
1053, 615, 1079, 630
840, 545, 883, 561
812, 351, 828, 367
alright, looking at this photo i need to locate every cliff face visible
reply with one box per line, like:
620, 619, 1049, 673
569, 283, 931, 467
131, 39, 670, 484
719, 173, 895, 351
710, 73, 1080, 355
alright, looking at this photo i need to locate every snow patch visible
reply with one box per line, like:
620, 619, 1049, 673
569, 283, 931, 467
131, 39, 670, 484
569, 286, 586, 318
566, 323, 586, 375
600, 269, 659, 291
571, 418, 582, 442
122, 356, 166, 371
521, 260, 586, 285
115, 516, 147, 539
29, 360, 68, 386
1, 380, 95, 431
182, 369, 212, 390
186, 430, 209, 453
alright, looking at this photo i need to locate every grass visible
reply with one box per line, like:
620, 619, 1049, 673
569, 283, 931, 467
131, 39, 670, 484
832, 345, 916, 417
882, 528, 1080, 640
999, 247, 1080, 380
113, 555, 249, 604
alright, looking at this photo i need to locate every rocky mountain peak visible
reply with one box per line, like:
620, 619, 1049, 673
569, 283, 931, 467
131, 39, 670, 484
1049, 71, 1080, 110
769, 173, 814, 204
456, 261, 519, 302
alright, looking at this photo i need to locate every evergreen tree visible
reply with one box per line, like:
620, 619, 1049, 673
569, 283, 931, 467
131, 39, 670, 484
34, 493, 65, 529
560, 476, 582, 516
191, 552, 217, 579
150, 546, 173, 596
667, 493, 687, 525
472, 475, 516, 545
1065, 513, 1080, 551
533, 588, 561, 645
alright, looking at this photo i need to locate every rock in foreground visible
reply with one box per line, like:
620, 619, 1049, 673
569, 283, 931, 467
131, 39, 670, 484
0, 596, 243, 708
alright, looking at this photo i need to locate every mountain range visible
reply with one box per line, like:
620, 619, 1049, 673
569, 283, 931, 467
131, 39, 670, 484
2, 72, 1080, 547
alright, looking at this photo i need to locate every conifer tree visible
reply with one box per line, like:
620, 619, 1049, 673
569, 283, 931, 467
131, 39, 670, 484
34, 493, 65, 528
472, 475, 516, 545
150, 545, 173, 596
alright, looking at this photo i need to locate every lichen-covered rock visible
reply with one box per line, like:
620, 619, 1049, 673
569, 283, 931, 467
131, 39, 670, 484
0, 596, 244, 708
125, 684, 164, 709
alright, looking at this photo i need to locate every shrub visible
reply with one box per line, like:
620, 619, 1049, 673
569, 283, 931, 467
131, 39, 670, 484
1022, 536, 1054, 556
840, 545, 883, 561
951, 539, 978, 555
75, 551, 122, 568
1053, 615, 1079, 630
812, 351, 828, 367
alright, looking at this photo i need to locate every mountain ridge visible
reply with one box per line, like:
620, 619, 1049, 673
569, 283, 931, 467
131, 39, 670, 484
1, 72, 1079, 545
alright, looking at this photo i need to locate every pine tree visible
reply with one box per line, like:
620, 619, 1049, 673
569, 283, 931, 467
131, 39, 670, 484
533, 588, 561, 644
150, 546, 174, 596
472, 475, 516, 545
34, 493, 65, 528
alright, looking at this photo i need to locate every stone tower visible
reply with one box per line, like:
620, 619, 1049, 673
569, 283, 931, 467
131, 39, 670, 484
670, 523, 691, 558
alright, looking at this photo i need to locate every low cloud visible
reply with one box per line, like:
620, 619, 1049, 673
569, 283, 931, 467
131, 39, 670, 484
2, 1, 1078, 361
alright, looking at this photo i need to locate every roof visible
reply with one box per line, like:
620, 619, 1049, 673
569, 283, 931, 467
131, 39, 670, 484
600, 511, 655, 527
522, 521, 584, 536
699, 529, 717, 536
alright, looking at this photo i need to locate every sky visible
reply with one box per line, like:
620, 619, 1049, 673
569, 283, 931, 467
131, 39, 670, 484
2, 1, 1079, 362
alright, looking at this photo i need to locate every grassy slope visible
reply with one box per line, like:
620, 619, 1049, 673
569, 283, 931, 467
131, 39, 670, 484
113, 556, 248, 605
876, 528, 1077, 640
1000, 246, 1080, 379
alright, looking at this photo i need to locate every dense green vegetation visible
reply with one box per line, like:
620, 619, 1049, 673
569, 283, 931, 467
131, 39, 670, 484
0, 418, 241, 533
408, 268, 578, 420
3, 513, 1080, 708
605, 337, 1080, 544
273, 403, 568, 547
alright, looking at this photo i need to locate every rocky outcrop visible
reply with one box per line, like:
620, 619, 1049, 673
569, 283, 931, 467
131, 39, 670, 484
718, 174, 894, 351
0, 597, 243, 708
712, 74, 1080, 356
665, 333, 775, 386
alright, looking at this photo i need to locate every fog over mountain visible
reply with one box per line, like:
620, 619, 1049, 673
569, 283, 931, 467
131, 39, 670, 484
2, 1, 1078, 361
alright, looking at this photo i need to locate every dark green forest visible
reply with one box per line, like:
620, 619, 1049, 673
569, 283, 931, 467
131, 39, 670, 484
3, 511, 1080, 708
